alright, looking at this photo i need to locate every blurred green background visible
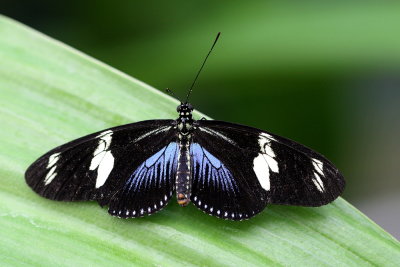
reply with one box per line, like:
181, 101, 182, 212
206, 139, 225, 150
2, 1, 399, 239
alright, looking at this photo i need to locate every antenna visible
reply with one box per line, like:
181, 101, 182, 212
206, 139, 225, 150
185, 32, 221, 103
165, 88, 182, 103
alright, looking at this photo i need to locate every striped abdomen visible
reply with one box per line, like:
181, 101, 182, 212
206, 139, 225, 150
176, 134, 191, 206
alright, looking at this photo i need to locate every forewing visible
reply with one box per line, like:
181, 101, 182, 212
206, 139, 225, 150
196, 120, 345, 208
25, 120, 178, 217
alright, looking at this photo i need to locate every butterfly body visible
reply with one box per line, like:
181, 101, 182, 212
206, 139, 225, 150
175, 103, 194, 206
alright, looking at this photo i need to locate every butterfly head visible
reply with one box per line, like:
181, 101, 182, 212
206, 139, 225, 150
177, 103, 194, 117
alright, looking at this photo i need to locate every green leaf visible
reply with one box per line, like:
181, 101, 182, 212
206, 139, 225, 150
0, 15, 399, 266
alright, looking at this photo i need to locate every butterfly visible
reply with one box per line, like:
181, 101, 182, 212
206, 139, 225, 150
25, 33, 345, 221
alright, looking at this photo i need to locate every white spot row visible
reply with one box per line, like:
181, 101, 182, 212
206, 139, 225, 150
112, 199, 171, 218
110, 192, 173, 218
192, 196, 249, 220
44, 152, 61, 185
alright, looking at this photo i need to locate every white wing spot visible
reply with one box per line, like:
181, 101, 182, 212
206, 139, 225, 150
90, 130, 115, 188
312, 158, 324, 176
133, 211, 136, 216
260, 132, 277, 142
313, 173, 325, 192
126, 210, 129, 216
47, 152, 60, 169
140, 209, 144, 215
210, 207, 214, 212
253, 133, 279, 191
44, 166, 57, 185
217, 210, 221, 215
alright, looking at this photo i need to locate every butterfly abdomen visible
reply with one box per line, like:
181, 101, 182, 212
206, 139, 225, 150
176, 134, 192, 206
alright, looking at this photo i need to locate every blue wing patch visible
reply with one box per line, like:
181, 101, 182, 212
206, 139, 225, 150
191, 143, 238, 196
191, 143, 251, 219
108, 142, 178, 218
125, 142, 177, 192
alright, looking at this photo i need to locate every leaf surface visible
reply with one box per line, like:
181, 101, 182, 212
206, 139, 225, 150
0, 16, 399, 266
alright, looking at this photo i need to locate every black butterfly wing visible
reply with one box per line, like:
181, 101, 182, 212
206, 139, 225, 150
25, 120, 178, 218
191, 120, 345, 220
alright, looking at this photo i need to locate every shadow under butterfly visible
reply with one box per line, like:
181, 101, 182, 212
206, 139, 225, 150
25, 33, 345, 221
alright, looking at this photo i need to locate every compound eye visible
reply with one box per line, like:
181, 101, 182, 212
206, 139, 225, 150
188, 104, 193, 111
176, 105, 181, 112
